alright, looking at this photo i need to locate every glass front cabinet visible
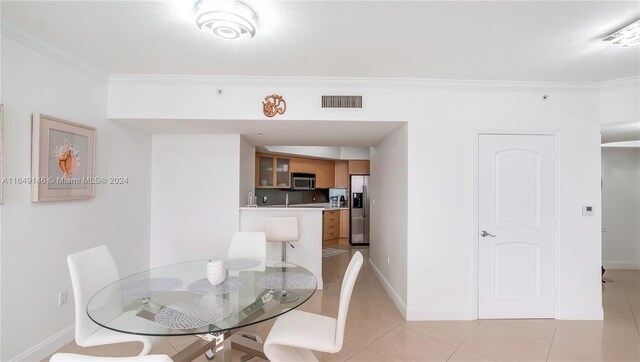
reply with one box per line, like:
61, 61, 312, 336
256, 154, 290, 188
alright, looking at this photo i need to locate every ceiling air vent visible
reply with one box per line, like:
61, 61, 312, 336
321, 95, 363, 109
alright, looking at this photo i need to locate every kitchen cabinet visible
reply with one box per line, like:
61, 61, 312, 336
348, 160, 370, 175
290, 157, 335, 189
334, 161, 348, 188
323, 210, 340, 246
340, 209, 349, 238
256, 154, 290, 188
290, 157, 312, 174
315, 159, 335, 189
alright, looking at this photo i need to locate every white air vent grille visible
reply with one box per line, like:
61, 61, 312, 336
321, 95, 363, 108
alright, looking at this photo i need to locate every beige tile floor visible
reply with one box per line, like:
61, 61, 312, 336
47, 248, 640, 362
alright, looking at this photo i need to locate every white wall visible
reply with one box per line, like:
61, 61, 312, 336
150, 134, 240, 267
340, 146, 370, 160
239, 136, 255, 207
369, 124, 408, 315
600, 79, 640, 125
407, 92, 602, 320
602, 148, 640, 269
109, 77, 607, 320
1, 35, 151, 361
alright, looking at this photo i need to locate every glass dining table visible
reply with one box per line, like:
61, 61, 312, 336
87, 258, 317, 362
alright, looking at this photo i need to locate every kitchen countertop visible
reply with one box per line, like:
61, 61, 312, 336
241, 203, 348, 211
239, 206, 324, 211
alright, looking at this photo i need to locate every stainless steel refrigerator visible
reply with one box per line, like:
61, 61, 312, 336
350, 175, 370, 245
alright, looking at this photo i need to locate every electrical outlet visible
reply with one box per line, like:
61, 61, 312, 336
58, 290, 67, 306
387, 256, 390, 266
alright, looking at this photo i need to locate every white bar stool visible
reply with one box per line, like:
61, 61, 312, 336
265, 217, 299, 303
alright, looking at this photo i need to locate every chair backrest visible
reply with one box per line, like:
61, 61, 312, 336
227, 231, 267, 260
334, 251, 363, 351
67, 245, 120, 345
265, 217, 299, 243
50, 353, 173, 362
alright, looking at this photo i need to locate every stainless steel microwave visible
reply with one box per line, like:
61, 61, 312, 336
291, 173, 316, 190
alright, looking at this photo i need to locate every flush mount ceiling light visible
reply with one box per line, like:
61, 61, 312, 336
604, 20, 640, 48
195, 0, 257, 40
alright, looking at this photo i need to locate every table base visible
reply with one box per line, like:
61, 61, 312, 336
171, 329, 267, 362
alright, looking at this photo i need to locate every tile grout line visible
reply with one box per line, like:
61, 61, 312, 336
362, 319, 404, 348
479, 321, 557, 347
545, 322, 559, 361
354, 348, 389, 362
445, 321, 485, 361
403, 322, 478, 349
621, 271, 640, 336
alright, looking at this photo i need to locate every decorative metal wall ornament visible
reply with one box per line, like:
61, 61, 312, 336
262, 94, 286, 117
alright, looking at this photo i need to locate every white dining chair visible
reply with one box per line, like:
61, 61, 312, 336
67, 246, 156, 355
263, 251, 363, 362
50, 353, 172, 362
227, 231, 267, 260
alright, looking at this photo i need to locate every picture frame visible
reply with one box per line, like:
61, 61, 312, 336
31, 113, 96, 202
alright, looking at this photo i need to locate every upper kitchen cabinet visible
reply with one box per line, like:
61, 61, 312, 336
290, 157, 312, 174
348, 160, 370, 175
256, 154, 290, 188
334, 161, 349, 188
315, 160, 335, 189
290, 157, 335, 189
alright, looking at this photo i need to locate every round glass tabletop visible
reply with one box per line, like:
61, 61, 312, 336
87, 259, 317, 336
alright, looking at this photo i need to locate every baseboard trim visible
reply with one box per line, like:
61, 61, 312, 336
556, 306, 603, 320
368, 259, 407, 319
603, 261, 640, 270
9, 324, 74, 362
406, 306, 476, 321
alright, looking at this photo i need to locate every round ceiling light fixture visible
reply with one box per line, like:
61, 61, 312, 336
195, 0, 257, 40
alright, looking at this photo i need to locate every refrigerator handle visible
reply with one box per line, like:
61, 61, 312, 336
363, 185, 367, 218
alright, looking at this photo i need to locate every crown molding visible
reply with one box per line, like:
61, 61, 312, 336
109, 74, 607, 93
1, 17, 108, 83
600, 76, 640, 91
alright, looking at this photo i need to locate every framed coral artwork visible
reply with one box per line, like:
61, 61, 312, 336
31, 113, 96, 202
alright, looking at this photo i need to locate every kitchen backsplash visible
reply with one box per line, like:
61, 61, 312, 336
256, 188, 329, 206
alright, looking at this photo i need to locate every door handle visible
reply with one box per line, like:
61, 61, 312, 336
480, 230, 496, 237
363, 185, 367, 218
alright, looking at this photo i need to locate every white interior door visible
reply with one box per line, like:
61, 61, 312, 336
478, 134, 555, 319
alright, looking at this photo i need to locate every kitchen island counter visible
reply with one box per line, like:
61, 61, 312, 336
239, 207, 323, 289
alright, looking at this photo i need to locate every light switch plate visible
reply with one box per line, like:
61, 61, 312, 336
582, 205, 594, 216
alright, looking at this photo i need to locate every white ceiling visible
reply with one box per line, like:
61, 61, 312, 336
113, 119, 405, 146
2, 1, 639, 82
